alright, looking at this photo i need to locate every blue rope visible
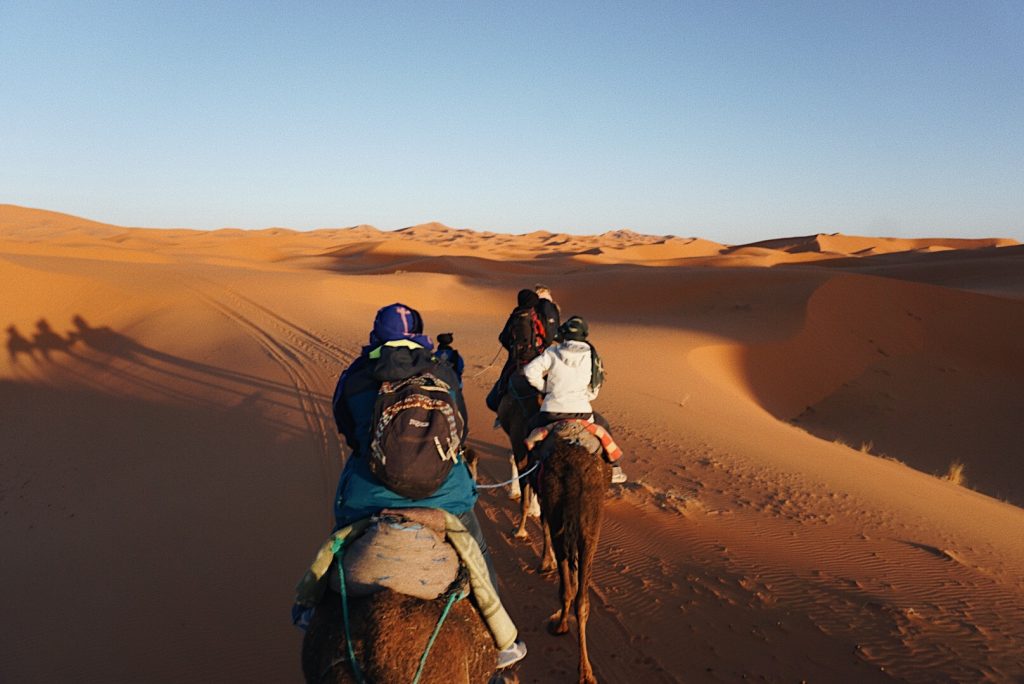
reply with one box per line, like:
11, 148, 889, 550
332, 538, 365, 684
475, 460, 541, 489
412, 587, 467, 684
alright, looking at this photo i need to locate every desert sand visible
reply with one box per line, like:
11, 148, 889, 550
2, 203, 1023, 683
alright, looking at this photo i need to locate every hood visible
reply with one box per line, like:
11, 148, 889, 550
370, 343, 436, 382
553, 340, 591, 368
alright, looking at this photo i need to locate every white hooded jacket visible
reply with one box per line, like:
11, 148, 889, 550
522, 340, 598, 414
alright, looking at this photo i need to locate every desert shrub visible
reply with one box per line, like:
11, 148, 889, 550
943, 461, 966, 487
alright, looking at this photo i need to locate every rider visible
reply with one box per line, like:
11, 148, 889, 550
433, 331, 464, 385
522, 315, 627, 484
332, 303, 527, 667
486, 288, 548, 413
533, 284, 561, 344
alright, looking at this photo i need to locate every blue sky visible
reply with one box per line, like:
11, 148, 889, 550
2, 1, 1022, 243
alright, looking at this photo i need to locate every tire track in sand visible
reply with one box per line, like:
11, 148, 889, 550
185, 278, 351, 507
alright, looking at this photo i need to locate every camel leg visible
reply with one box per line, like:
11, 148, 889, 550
548, 557, 573, 635
527, 489, 541, 518
513, 484, 531, 539
537, 516, 556, 574
507, 453, 521, 500
575, 533, 599, 684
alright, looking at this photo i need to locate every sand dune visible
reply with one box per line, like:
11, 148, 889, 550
735, 232, 1015, 256
2, 205, 1023, 682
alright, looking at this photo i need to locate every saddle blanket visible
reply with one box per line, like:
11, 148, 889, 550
294, 509, 517, 650
525, 419, 623, 462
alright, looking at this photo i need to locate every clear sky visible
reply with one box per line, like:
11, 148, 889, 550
2, 1, 1022, 243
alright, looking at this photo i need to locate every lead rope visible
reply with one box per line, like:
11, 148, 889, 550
332, 538, 366, 684
328, 536, 466, 684
475, 460, 541, 489
411, 586, 467, 684
469, 346, 504, 379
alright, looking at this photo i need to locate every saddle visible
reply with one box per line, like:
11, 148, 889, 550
295, 509, 519, 650
525, 419, 622, 462
332, 508, 460, 601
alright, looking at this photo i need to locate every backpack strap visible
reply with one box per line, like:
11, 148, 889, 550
531, 310, 546, 349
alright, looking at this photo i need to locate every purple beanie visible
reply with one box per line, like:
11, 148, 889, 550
368, 303, 432, 349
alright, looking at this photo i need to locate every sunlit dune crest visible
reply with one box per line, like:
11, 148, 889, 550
2, 203, 1023, 682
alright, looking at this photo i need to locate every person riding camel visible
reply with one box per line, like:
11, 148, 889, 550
327, 303, 527, 667
486, 288, 548, 413
522, 315, 627, 484
534, 284, 561, 344
433, 331, 464, 385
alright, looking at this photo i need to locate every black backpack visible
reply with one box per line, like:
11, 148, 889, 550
510, 307, 544, 366
586, 342, 605, 392
368, 371, 465, 499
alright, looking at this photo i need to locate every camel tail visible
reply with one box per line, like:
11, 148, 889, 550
562, 474, 585, 575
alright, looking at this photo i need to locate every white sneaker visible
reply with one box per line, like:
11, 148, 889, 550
497, 639, 527, 668
611, 464, 627, 484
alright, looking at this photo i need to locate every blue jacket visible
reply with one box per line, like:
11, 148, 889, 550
331, 342, 476, 528
434, 346, 464, 383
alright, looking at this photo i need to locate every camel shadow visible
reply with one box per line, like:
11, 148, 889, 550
6, 319, 76, 363
5, 324, 37, 363
6, 314, 332, 439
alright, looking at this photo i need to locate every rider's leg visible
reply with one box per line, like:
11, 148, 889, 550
591, 412, 628, 482
591, 411, 612, 433
458, 509, 528, 667
457, 509, 500, 593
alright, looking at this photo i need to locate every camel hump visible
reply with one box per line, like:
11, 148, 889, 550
340, 510, 460, 600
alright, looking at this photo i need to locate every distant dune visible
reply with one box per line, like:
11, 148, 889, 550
2, 203, 1023, 683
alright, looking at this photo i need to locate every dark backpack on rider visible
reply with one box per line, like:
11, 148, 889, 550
509, 307, 545, 367
586, 342, 605, 391
368, 371, 465, 499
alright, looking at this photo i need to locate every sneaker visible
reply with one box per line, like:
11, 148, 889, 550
611, 464, 627, 484
496, 639, 527, 668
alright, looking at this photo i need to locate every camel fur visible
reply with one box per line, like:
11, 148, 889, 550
302, 585, 499, 684
536, 433, 610, 684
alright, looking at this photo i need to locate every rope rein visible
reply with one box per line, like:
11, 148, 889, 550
327, 537, 468, 684
333, 539, 366, 684
475, 460, 541, 489
412, 587, 467, 684
469, 346, 505, 379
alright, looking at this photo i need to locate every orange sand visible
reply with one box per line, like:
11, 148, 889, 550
2, 204, 1023, 682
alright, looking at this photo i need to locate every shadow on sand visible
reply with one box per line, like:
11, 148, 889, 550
6, 315, 332, 439
0, 374, 332, 683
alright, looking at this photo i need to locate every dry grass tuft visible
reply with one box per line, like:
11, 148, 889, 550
943, 461, 967, 487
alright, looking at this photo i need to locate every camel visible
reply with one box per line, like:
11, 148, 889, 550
301, 509, 518, 684
302, 585, 509, 684
533, 428, 611, 684
495, 381, 542, 541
